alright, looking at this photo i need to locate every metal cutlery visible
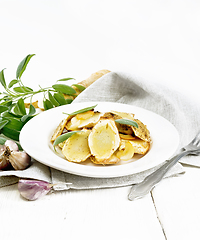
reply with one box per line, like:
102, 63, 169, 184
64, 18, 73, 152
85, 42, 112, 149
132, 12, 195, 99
128, 131, 200, 201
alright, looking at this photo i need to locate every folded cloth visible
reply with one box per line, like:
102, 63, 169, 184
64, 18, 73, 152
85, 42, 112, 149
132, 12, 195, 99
2, 71, 199, 190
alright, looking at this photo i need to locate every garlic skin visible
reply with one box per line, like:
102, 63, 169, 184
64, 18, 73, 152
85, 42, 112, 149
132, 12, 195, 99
5, 140, 19, 151
0, 145, 11, 170
8, 151, 31, 170
18, 179, 52, 201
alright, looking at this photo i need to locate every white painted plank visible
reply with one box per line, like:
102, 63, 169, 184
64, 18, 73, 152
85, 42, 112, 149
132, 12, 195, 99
0, 185, 165, 240
152, 166, 200, 240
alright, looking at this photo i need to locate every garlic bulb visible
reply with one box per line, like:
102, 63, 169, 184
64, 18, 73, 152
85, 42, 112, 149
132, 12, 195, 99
0, 140, 31, 171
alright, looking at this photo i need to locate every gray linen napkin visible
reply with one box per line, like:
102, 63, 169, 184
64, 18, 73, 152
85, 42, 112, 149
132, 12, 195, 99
2, 71, 198, 189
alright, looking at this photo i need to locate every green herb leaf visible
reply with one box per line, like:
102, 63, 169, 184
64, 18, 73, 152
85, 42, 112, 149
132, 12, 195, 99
53, 93, 67, 105
0, 68, 7, 88
17, 143, 23, 150
21, 104, 36, 122
72, 84, 86, 92
115, 119, 138, 128
2, 117, 24, 131
52, 84, 76, 95
1, 127, 20, 141
16, 54, 35, 79
43, 99, 54, 110
64, 104, 98, 116
28, 104, 36, 115
13, 86, 33, 93
12, 98, 26, 116
48, 91, 59, 107
1, 101, 12, 108
0, 136, 7, 145
65, 98, 73, 104
8, 79, 19, 88
57, 78, 75, 82
1, 110, 21, 119
0, 106, 9, 114
17, 98, 26, 115
53, 131, 80, 147
0, 119, 9, 130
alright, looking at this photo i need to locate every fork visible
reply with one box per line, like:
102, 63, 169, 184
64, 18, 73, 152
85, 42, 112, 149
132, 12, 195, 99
128, 131, 200, 201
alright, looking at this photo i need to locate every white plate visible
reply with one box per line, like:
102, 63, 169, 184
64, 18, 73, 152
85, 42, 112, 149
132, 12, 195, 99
20, 102, 179, 178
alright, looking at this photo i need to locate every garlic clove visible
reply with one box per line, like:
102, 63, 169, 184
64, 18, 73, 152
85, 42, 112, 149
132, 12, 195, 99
8, 151, 31, 170
0, 157, 11, 170
18, 179, 52, 201
0, 145, 11, 170
5, 140, 19, 152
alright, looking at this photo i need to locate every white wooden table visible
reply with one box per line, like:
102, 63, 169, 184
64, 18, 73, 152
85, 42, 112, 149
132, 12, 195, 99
1, 1, 200, 239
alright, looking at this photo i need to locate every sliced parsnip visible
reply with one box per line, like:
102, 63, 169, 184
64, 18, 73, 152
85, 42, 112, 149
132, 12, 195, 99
131, 119, 151, 142
129, 138, 150, 154
76, 110, 94, 120
62, 129, 91, 162
110, 110, 135, 120
51, 118, 68, 142
90, 154, 120, 165
119, 133, 136, 140
66, 116, 81, 130
116, 140, 135, 160
88, 118, 120, 161
78, 112, 103, 128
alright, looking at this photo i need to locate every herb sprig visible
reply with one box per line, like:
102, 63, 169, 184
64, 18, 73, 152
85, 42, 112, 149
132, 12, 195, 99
63, 104, 98, 116
0, 54, 85, 144
53, 131, 80, 148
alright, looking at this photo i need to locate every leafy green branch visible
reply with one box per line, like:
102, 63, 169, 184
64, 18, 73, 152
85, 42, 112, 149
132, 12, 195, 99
0, 54, 85, 144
